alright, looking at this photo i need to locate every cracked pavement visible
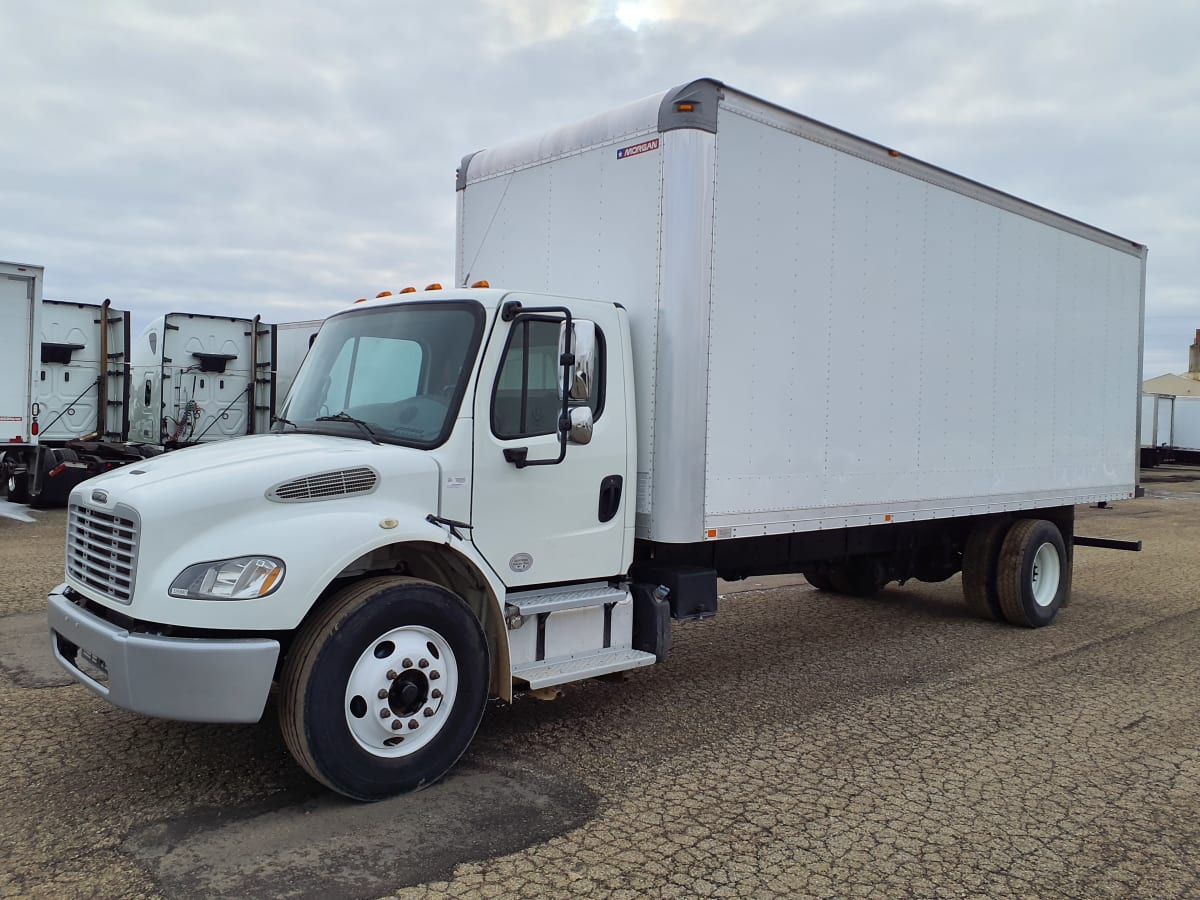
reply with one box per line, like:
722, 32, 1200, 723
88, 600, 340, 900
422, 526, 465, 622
1, 468, 1197, 898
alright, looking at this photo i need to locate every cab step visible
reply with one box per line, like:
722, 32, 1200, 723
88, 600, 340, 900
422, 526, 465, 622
507, 582, 627, 616
512, 647, 656, 690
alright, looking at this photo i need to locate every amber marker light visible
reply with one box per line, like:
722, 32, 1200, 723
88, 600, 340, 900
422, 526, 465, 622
353, 298, 369, 304
470, 280, 490, 289
376, 291, 392, 298
425, 283, 443, 291
399, 286, 417, 294
677, 102, 695, 112
888, 150, 900, 158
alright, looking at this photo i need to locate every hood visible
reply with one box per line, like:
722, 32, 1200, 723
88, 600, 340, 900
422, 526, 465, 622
73, 433, 438, 512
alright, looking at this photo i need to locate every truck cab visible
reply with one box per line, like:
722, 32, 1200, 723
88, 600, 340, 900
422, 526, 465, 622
49, 287, 652, 800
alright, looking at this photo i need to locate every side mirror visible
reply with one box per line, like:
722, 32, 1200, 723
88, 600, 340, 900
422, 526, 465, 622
569, 406, 593, 445
558, 320, 596, 402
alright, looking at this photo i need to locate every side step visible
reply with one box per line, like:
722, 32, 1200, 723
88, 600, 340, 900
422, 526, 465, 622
508, 582, 628, 616
512, 648, 656, 690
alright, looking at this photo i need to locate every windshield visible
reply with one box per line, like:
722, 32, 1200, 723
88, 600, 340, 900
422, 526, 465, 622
277, 301, 484, 447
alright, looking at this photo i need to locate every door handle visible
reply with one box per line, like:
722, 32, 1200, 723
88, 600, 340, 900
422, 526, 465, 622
598, 474, 623, 523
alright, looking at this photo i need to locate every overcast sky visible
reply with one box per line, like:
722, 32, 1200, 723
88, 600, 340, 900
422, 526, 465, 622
2, 1, 1196, 378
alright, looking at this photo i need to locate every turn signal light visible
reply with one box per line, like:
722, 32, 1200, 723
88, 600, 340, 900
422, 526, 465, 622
470, 280, 490, 289
31, 422, 38, 436
425, 283, 443, 291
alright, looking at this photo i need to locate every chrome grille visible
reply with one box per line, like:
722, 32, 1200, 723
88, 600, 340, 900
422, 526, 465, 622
268, 466, 378, 502
66, 503, 139, 605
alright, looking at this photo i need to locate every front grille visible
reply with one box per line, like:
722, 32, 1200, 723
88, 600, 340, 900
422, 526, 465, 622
66, 503, 139, 605
268, 466, 378, 502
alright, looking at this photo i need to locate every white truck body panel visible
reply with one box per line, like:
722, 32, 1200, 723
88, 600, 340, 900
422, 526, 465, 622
128, 313, 275, 443
1168, 396, 1200, 451
457, 79, 1146, 544
1141, 393, 1173, 448
0, 261, 43, 447
37, 300, 130, 442
274, 319, 323, 414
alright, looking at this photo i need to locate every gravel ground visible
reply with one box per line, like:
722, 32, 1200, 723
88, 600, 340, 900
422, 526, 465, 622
0, 469, 1197, 898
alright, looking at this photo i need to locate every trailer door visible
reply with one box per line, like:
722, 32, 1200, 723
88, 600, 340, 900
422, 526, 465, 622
0, 268, 39, 445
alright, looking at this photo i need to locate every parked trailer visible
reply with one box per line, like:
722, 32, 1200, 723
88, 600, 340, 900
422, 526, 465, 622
1140, 392, 1174, 466
274, 319, 323, 414
49, 79, 1145, 801
0, 261, 42, 502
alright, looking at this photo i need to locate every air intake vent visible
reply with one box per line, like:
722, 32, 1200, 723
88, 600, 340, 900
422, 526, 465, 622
268, 467, 378, 502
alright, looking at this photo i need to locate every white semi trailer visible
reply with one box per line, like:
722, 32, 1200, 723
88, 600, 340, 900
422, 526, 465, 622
49, 80, 1145, 800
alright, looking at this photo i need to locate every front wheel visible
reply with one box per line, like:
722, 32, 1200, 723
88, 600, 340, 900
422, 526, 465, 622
996, 519, 1069, 628
279, 576, 489, 801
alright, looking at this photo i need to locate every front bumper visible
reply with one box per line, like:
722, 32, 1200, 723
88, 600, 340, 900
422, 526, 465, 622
48, 584, 279, 723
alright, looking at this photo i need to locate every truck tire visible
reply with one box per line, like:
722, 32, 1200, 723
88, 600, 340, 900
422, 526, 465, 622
279, 576, 489, 801
803, 570, 835, 591
961, 518, 1009, 621
829, 558, 889, 597
996, 519, 1068, 628
5, 467, 30, 504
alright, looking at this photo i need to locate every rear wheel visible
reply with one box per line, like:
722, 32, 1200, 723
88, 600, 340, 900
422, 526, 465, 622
829, 558, 890, 597
279, 576, 489, 801
5, 462, 30, 504
996, 519, 1068, 628
961, 518, 1009, 621
802, 570, 835, 592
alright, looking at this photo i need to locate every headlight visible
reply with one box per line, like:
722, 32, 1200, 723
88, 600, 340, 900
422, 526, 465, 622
169, 556, 285, 601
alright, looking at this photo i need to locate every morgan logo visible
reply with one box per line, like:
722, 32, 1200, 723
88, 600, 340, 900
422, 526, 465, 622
616, 138, 659, 160
91, 490, 109, 504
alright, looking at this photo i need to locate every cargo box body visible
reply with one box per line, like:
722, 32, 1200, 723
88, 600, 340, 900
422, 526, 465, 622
0, 261, 43, 448
457, 79, 1146, 545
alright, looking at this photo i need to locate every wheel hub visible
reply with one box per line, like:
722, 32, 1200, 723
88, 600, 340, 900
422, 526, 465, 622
343, 625, 458, 758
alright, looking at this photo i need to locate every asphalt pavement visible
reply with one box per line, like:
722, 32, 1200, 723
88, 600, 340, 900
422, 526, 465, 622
1, 469, 1197, 898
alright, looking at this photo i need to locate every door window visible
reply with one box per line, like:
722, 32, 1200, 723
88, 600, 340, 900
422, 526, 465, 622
492, 318, 603, 439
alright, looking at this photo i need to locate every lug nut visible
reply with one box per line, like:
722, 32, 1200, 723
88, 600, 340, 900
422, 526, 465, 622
431, 688, 443, 699
408, 719, 419, 730
402, 658, 413, 668
429, 671, 440, 681
377, 689, 388, 699
380, 708, 391, 719
418, 658, 429, 669
386, 669, 399, 680
423, 707, 434, 717
391, 719, 403, 731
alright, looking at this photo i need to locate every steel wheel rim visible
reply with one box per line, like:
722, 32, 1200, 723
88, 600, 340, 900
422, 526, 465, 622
1030, 542, 1061, 608
344, 625, 458, 758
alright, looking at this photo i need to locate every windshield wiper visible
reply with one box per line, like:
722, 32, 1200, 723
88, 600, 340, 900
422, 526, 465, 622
315, 411, 381, 445
272, 415, 297, 431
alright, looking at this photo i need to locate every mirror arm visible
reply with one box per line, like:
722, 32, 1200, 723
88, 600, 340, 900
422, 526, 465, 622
499, 303, 575, 469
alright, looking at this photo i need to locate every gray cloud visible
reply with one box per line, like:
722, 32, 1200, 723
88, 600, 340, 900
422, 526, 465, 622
1, 0, 1195, 377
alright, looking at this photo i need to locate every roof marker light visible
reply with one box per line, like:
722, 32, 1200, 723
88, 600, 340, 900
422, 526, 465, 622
399, 286, 417, 294
376, 291, 393, 298
425, 283, 443, 291
353, 298, 369, 304
470, 280, 490, 289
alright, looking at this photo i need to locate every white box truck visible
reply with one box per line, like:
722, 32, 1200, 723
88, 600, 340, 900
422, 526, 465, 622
48, 79, 1146, 800
1, 261, 43, 501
